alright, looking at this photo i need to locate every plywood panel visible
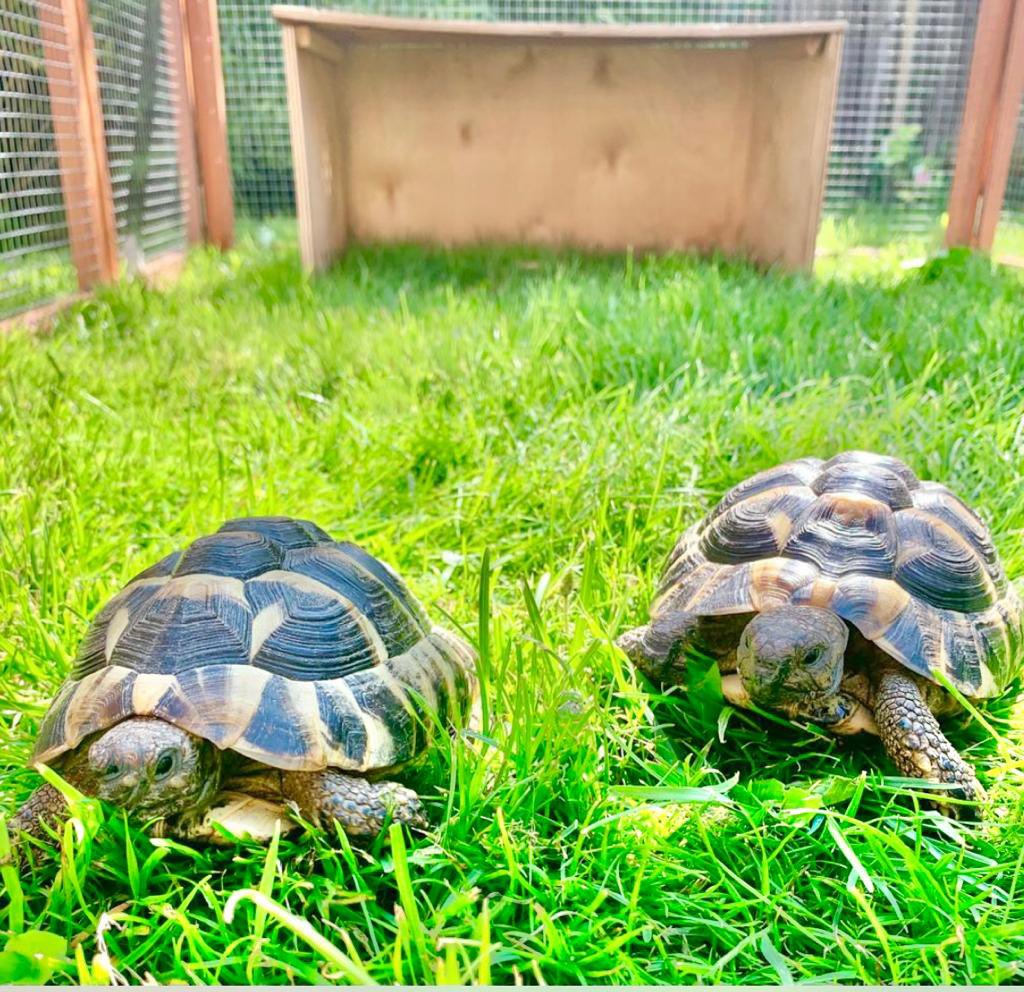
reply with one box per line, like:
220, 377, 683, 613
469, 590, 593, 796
345, 42, 756, 255
282, 27, 349, 270
744, 33, 843, 268
273, 8, 844, 271
273, 7, 844, 44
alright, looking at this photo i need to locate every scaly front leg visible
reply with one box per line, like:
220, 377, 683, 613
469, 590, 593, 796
281, 770, 426, 838
873, 663, 983, 811
8, 783, 68, 859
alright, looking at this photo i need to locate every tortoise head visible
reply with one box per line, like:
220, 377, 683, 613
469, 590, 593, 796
60, 717, 221, 821
737, 606, 848, 714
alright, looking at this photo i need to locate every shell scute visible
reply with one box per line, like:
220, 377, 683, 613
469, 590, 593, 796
110, 580, 252, 674
315, 681, 369, 765
283, 544, 427, 655
811, 462, 913, 510
822, 450, 919, 489
910, 483, 1005, 591
709, 457, 822, 521
893, 509, 994, 612
174, 531, 284, 580
70, 577, 170, 680
218, 516, 331, 550
245, 574, 384, 679
700, 486, 815, 564
237, 675, 321, 767
782, 493, 897, 579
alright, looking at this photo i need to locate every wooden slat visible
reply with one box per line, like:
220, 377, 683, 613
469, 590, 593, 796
0, 293, 90, 335
165, 0, 202, 245
38, 0, 118, 289
975, 3, 1024, 250
272, 6, 845, 43
139, 249, 187, 287
296, 24, 344, 65
281, 25, 348, 270
183, 0, 234, 249
946, 0, 1014, 248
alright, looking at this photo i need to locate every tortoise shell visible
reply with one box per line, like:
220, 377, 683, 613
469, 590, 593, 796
33, 517, 477, 772
652, 451, 1021, 697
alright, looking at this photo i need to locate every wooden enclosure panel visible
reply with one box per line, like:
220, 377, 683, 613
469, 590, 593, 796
273, 7, 845, 44
184, 0, 235, 249
38, 0, 118, 289
344, 41, 765, 257
276, 9, 843, 271
743, 33, 843, 268
164, 0, 202, 245
283, 27, 349, 270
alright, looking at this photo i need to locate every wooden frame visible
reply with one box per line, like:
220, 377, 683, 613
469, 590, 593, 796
273, 8, 845, 272
3, 0, 235, 334
38, 0, 118, 290
946, 0, 1024, 251
183, 0, 235, 250
165, 0, 203, 245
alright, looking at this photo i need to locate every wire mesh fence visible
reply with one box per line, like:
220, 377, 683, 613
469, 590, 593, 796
1, 1, 1021, 323
0, 0, 196, 322
218, 0, 981, 235
1002, 100, 1024, 220
89, 0, 188, 266
0, 1, 81, 316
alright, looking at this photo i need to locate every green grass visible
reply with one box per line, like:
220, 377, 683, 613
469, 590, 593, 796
1, 223, 1023, 984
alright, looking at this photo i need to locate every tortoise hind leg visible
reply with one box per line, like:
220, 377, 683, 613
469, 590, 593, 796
873, 663, 983, 812
281, 770, 426, 838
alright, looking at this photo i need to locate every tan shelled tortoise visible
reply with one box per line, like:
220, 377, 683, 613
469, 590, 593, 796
619, 451, 1022, 805
11, 517, 477, 847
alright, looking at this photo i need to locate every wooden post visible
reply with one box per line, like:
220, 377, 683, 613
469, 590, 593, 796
165, 0, 203, 245
183, 0, 235, 249
946, 0, 1023, 249
281, 25, 348, 271
38, 0, 118, 289
974, 5, 1024, 250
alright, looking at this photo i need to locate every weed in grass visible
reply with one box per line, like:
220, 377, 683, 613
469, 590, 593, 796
0, 223, 1023, 983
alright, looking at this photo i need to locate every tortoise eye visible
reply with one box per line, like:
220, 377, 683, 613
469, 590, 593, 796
103, 762, 122, 780
154, 751, 177, 780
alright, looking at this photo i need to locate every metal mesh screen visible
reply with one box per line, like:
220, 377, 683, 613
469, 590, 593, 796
0, 1, 79, 317
88, 0, 187, 266
1002, 100, 1024, 219
218, 0, 981, 233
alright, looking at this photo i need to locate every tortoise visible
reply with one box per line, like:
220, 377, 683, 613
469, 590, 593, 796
619, 451, 1022, 805
11, 517, 477, 847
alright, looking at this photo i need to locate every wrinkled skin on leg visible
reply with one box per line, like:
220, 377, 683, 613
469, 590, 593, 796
10, 718, 222, 851
281, 770, 426, 838
171, 767, 427, 843
872, 661, 983, 811
736, 606, 854, 723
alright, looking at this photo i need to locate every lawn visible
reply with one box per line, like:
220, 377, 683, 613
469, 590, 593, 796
1, 223, 1023, 984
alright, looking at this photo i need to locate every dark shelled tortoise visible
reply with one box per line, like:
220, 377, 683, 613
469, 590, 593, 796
619, 451, 1022, 807
13, 517, 477, 847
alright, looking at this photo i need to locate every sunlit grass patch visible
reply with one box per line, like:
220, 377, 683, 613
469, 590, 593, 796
1, 223, 1022, 983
